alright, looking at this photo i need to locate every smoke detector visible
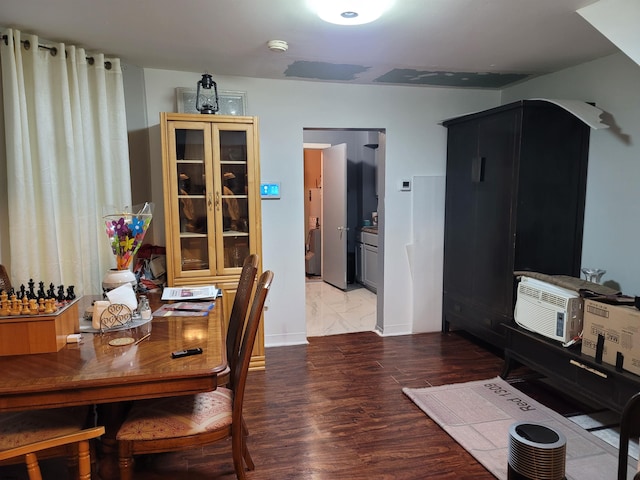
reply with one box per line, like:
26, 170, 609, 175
267, 40, 288, 52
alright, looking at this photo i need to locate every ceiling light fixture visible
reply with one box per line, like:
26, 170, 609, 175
308, 0, 394, 26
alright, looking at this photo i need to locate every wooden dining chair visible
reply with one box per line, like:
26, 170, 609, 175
0, 264, 12, 293
117, 270, 274, 480
225, 253, 259, 387
0, 407, 104, 480
618, 392, 640, 480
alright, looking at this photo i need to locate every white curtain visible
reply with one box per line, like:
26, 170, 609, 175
0, 29, 131, 296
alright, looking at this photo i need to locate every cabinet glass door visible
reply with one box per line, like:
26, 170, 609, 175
214, 124, 254, 273
168, 122, 216, 278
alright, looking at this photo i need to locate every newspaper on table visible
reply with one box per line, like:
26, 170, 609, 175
161, 285, 220, 301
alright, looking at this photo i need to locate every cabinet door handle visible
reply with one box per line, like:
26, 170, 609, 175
471, 156, 486, 183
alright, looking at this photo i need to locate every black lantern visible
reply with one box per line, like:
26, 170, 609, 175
195, 73, 219, 114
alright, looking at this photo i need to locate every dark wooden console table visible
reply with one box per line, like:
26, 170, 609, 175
501, 323, 640, 414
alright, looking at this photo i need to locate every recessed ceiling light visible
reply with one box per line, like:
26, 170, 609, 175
308, 0, 394, 26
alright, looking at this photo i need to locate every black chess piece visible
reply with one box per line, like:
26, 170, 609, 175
19, 284, 26, 300
48, 283, 55, 299
28, 279, 35, 299
38, 281, 46, 299
66, 286, 76, 301
57, 285, 65, 303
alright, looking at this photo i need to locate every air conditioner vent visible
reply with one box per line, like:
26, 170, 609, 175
520, 285, 540, 300
518, 283, 568, 309
540, 291, 568, 309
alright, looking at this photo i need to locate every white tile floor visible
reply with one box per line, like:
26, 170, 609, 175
305, 278, 377, 337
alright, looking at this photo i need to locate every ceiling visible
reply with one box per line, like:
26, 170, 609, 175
1, 0, 618, 89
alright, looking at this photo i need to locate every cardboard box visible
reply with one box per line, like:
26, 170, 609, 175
582, 299, 640, 376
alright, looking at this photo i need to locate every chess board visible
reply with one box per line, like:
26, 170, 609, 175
0, 298, 80, 355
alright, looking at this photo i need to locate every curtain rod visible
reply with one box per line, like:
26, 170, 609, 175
1, 34, 112, 70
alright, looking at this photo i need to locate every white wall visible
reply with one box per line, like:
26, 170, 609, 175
502, 52, 640, 295
142, 70, 500, 346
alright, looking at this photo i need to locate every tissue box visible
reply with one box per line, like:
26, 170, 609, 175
0, 299, 80, 355
582, 299, 640, 376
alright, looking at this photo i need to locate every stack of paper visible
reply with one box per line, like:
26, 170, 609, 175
152, 301, 215, 317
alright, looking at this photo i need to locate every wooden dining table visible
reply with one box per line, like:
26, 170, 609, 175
0, 293, 227, 479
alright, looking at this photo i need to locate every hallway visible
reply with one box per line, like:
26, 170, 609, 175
305, 278, 377, 337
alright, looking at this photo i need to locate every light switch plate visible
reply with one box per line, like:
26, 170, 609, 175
400, 179, 411, 191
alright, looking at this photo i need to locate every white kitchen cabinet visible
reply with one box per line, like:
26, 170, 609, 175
363, 244, 377, 292
358, 230, 377, 293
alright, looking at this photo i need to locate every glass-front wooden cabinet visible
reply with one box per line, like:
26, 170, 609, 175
161, 113, 263, 369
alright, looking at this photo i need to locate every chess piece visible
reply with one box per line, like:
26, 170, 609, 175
29, 298, 38, 313
28, 279, 35, 299
21, 297, 31, 315
38, 297, 45, 313
66, 285, 76, 301
43, 298, 54, 314
0, 292, 9, 316
38, 281, 46, 299
48, 283, 55, 299
19, 284, 26, 300
9, 294, 21, 315
57, 285, 65, 303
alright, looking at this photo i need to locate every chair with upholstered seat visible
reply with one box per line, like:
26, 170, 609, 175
618, 392, 640, 480
0, 407, 104, 480
224, 254, 259, 387
117, 270, 274, 480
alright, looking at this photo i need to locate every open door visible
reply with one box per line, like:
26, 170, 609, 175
322, 143, 348, 290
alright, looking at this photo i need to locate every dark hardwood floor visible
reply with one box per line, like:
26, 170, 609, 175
1, 330, 591, 480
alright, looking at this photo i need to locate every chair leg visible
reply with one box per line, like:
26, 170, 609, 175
78, 439, 92, 480
241, 418, 254, 470
24, 453, 43, 480
232, 428, 248, 480
118, 443, 135, 480
242, 440, 255, 471
618, 426, 630, 480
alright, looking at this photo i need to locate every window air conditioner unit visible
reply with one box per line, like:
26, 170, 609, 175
514, 276, 583, 343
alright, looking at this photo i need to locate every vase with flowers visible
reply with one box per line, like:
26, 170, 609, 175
102, 202, 154, 292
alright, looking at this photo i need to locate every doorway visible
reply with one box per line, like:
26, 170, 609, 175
302, 128, 384, 337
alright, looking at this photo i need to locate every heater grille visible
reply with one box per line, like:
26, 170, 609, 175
508, 422, 566, 480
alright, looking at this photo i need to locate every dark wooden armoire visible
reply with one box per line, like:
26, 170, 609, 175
441, 100, 591, 348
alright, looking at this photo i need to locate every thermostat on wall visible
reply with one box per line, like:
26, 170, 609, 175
260, 182, 281, 199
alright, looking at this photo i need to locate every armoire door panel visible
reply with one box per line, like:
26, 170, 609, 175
472, 110, 519, 315
443, 120, 478, 299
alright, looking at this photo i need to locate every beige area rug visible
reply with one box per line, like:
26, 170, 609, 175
403, 377, 636, 479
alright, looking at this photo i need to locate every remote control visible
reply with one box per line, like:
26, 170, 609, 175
171, 347, 203, 358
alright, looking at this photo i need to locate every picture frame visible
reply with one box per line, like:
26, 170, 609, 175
176, 87, 247, 115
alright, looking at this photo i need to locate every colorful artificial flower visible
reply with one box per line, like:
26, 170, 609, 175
103, 203, 154, 271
